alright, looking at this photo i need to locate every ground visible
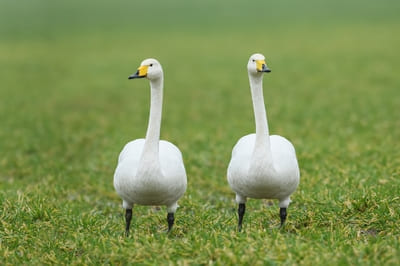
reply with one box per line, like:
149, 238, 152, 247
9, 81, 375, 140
0, 0, 399, 264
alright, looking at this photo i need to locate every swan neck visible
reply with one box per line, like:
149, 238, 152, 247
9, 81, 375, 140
249, 73, 270, 151
141, 77, 163, 161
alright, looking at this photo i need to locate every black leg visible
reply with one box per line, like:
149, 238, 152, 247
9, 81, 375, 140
238, 203, 246, 232
167, 213, 175, 232
125, 209, 132, 236
280, 207, 287, 227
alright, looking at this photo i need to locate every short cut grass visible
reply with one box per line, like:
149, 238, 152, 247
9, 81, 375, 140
0, 0, 399, 264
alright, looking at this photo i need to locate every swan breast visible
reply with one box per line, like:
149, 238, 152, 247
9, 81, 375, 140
113, 139, 187, 206
227, 134, 300, 200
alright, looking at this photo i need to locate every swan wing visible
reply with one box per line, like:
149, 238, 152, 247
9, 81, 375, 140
159, 140, 187, 203
270, 135, 300, 178
117, 139, 145, 164
113, 139, 145, 201
270, 135, 300, 196
227, 134, 255, 190
230, 134, 256, 159
159, 140, 187, 183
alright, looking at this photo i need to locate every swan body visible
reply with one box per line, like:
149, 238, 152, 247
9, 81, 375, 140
115, 139, 186, 207
227, 53, 300, 230
113, 58, 187, 234
228, 134, 299, 204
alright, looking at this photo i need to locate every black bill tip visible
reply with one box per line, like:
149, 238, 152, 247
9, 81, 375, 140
128, 70, 145, 79
262, 64, 271, 73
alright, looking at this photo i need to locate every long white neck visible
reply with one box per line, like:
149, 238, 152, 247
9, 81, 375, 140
140, 76, 163, 163
249, 73, 271, 157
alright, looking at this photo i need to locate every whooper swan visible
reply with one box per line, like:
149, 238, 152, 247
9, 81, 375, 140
114, 58, 187, 235
227, 53, 300, 231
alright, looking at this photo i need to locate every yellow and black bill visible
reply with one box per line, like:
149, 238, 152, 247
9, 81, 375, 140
256, 60, 271, 73
128, 65, 148, 79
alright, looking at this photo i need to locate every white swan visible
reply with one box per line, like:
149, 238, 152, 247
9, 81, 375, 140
227, 53, 300, 231
113, 58, 187, 235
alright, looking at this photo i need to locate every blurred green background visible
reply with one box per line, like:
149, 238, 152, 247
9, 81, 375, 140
0, 0, 399, 264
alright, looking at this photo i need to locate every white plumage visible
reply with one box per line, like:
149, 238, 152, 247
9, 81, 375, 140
227, 53, 300, 231
114, 58, 187, 235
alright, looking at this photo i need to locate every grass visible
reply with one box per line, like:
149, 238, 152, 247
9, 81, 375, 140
1, 0, 399, 264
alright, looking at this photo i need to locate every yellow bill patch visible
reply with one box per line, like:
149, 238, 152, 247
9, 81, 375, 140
256, 60, 266, 71
137, 65, 149, 77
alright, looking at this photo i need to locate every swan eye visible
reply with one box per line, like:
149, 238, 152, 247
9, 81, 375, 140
149, 64, 153, 67
252, 59, 255, 62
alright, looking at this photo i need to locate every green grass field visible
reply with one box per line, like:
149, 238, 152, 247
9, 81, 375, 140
1, 0, 399, 264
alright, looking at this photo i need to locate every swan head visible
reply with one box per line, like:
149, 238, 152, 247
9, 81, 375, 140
128, 58, 163, 81
247, 53, 271, 75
